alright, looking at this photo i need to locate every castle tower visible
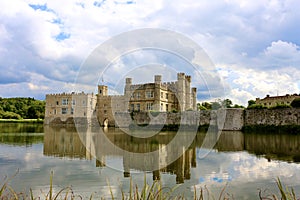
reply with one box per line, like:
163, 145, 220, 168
185, 75, 191, 110
154, 75, 162, 84
154, 75, 162, 111
98, 85, 108, 96
192, 87, 197, 111
177, 73, 186, 111
124, 78, 132, 96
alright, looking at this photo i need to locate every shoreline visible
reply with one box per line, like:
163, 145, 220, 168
0, 119, 44, 123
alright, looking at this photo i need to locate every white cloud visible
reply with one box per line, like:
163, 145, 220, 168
264, 40, 300, 61
0, 0, 299, 101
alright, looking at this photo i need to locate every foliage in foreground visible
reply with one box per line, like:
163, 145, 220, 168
0, 172, 299, 200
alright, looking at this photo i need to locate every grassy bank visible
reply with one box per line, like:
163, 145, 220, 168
0, 119, 44, 123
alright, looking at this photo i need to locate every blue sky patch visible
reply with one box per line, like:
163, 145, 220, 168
55, 32, 70, 41
114, 1, 136, 5
29, 4, 47, 11
29, 3, 54, 13
52, 18, 62, 25
94, 0, 106, 7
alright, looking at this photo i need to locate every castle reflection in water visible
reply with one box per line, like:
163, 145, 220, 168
43, 126, 300, 184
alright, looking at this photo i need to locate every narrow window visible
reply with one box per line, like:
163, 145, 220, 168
146, 103, 153, 110
62, 108, 68, 114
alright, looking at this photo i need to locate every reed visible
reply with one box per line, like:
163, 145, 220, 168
0, 173, 298, 200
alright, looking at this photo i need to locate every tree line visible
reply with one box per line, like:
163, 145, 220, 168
198, 98, 300, 110
197, 99, 244, 110
0, 97, 45, 119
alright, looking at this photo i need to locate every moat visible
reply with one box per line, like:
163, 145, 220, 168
1, 123, 300, 199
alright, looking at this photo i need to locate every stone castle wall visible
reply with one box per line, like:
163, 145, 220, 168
113, 109, 244, 130
45, 108, 300, 130
244, 108, 300, 126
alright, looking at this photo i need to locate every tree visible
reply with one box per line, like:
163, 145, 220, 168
211, 102, 221, 110
0, 97, 45, 119
201, 102, 212, 110
247, 104, 266, 109
222, 99, 233, 108
233, 104, 245, 108
248, 100, 256, 108
291, 98, 300, 108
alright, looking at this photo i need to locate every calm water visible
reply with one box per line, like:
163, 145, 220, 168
1, 123, 300, 199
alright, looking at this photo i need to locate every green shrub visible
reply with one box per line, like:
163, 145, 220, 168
247, 104, 267, 109
0, 110, 22, 119
171, 109, 178, 113
291, 98, 300, 108
269, 104, 292, 109
149, 110, 160, 117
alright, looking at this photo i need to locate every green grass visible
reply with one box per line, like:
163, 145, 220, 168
0, 119, 44, 123
0, 173, 299, 200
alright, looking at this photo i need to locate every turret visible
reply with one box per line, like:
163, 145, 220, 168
185, 75, 191, 110
125, 78, 132, 96
192, 87, 197, 110
177, 73, 186, 111
98, 85, 108, 96
154, 75, 162, 84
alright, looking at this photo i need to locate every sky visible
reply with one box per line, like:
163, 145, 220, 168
0, 0, 300, 106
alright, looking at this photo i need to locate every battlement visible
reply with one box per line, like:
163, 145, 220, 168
185, 75, 191, 82
177, 72, 185, 80
129, 83, 155, 90
46, 92, 95, 97
126, 78, 132, 85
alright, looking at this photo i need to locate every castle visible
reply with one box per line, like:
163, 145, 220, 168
44, 73, 197, 126
255, 94, 300, 108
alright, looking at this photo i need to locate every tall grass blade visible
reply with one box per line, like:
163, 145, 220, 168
141, 173, 147, 200
7, 185, 18, 200
218, 183, 228, 200
129, 177, 133, 200
291, 188, 296, 200
49, 171, 53, 200
0, 181, 7, 197
276, 178, 288, 200
89, 192, 94, 200
30, 188, 34, 200
106, 178, 114, 200
199, 188, 204, 200
146, 180, 157, 200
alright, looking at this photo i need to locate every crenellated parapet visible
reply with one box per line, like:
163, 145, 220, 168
185, 75, 191, 82
46, 91, 94, 96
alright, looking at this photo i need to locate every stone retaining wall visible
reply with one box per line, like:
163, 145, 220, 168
44, 108, 300, 130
